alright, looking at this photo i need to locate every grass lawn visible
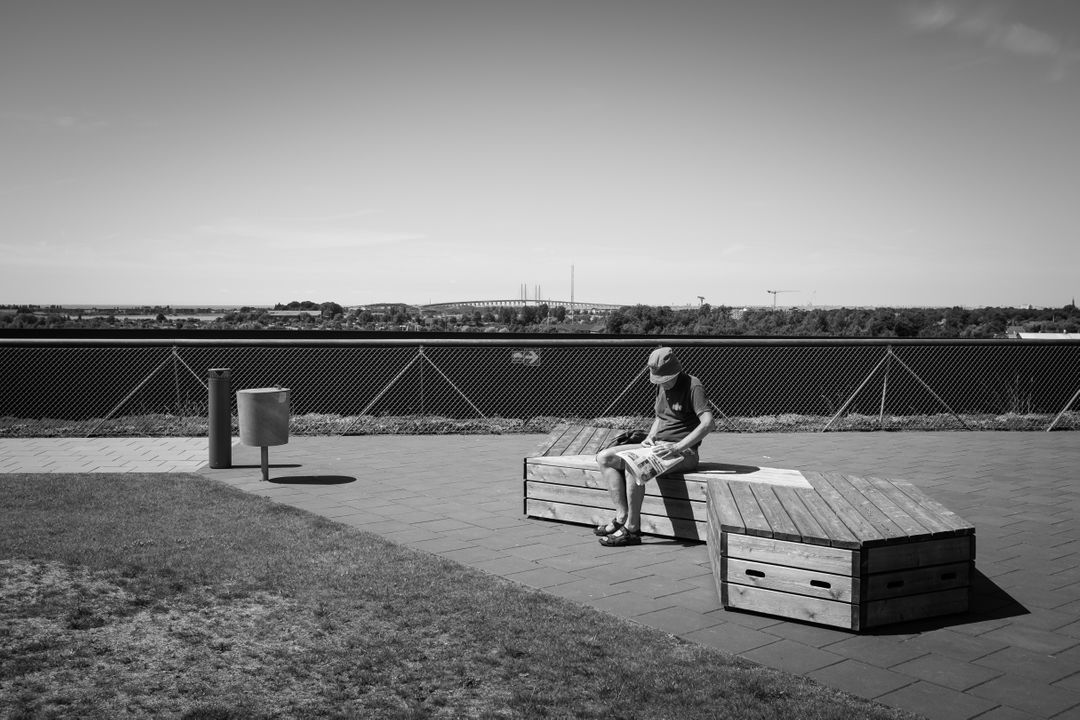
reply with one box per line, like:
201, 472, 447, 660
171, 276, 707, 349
0, 473, 920, 719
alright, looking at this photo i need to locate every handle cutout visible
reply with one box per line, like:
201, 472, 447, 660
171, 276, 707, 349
810, 580, 832, 589
887, 580, 905, 589
941, 572, 957, 581
745, 569, 765, 578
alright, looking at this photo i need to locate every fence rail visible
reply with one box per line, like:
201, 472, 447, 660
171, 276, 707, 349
2, 334, 1078, 436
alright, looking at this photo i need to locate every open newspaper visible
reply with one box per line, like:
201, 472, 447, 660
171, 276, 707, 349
616, 444, 685, 485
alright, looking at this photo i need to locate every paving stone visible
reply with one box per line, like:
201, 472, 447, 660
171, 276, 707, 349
1052, 671, 1080, 694
903, 629, 1009, 662
763, 618, 853, 649
657, 585, 723, 614
436, 545, 508, 565
683, 622, 781, 655
541, 579, 624, 604
741, 639, 843, 676
471, 556, 541, 576
636, 605, 720, 636
973, 647, 1078, 684
807, 659, 915, 700
968, 704, 1043, 720
824, 635, 931, 669
505, 567, 580, 590
891, 652, 1003, 691
876, 680, 1002, 720
967, 672, 1080, 718
612, 573, 697, 600
979, 623, 1080, 655
586, 591, 675, 620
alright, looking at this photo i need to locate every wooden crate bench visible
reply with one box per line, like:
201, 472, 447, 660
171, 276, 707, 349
523, 424, 810, 542
707, 471, 975, 631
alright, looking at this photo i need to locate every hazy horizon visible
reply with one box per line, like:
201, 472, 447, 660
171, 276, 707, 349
4, 1, 1079, 309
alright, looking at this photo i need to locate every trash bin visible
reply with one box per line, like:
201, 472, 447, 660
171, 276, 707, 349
237, 387, 290, 481
237, 387, 290, 447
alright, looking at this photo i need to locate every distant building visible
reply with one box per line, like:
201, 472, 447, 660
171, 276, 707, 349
1016, 333, 1080, 340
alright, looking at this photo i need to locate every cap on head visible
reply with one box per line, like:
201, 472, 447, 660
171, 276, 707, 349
648, 347, 681, 384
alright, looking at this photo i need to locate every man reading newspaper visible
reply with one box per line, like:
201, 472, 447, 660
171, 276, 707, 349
594, 347, 714, 547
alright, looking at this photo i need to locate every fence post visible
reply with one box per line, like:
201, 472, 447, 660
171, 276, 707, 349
208, 368, 232, 468
1047, 386, 1080, 432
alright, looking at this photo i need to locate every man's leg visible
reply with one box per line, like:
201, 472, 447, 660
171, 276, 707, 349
595, 444, 642, 530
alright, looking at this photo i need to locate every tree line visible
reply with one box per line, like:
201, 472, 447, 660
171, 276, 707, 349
3, 301, 1078, 337
603, 303, 1080, 338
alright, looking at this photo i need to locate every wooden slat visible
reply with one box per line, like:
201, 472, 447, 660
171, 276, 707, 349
792, 486, 861, 549
864, 561, 971, 601
721, 582, 857, 630
723, 533, 857, 577
726, 480, 772, 538
863, 477, 957, 537
527, 454, 599, 470
527, 463, 607, 490
771, 486, 831, 547
525, 499, 608, 528
819, 472, 906, 541
654, 475, 709, 503
564, 426, 601, 455
862, 587, 970, 629
535, 423, 574, 455
843, 473, 933, 541
525, 499, 705, 541
527, 462, 708, 502
578, 427, 617, 456
726, 557, 855, 603
805, 471, 887, 547
877, 477, 975, 535
526, 482, 707, 522
706, 477, 746, 534
749, 484, 801, 543
865, 536, 975, 574
544, 425, 590, 456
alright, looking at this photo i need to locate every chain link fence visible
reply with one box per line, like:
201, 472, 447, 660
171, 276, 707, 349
1, 336, 1078, 436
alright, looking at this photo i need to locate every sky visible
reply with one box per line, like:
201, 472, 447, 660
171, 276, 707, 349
2, 0, 1079, 309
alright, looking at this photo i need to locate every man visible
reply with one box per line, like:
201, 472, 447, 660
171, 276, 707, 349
594, 346, 713, 547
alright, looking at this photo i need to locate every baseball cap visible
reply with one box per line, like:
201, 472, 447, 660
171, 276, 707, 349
648, 347, 682, 384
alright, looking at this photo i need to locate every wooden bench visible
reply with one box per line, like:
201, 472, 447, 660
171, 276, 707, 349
524, 424, 976, 630
523, 424, 811, 543
708, 471, 975, 630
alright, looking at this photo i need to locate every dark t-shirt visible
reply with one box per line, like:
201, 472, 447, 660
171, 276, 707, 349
653, 373, 709, 445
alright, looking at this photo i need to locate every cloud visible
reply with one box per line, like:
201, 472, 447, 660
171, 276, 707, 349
0, 110, 109, 132
904, 1, 1075, 76
189, 216, 425, 252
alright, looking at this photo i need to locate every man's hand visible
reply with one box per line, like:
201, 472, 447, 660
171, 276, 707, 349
642, 436, 656, 447
652, 441, 679, 458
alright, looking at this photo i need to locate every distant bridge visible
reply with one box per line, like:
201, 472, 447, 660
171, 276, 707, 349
419, 299, 626, 312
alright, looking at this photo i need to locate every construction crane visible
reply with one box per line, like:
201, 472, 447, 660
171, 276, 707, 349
766, 290, 797, 309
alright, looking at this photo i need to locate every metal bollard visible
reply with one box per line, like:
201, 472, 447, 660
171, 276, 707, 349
208, 368, 232, 468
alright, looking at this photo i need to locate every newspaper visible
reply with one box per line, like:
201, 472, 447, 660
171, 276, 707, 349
616, 443, 685, 485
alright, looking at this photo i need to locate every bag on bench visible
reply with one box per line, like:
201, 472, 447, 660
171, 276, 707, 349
602, 429, 649, 450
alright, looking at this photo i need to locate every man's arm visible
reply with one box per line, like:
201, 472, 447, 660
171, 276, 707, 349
671, 410, 713, 453
642, 417, 662, 446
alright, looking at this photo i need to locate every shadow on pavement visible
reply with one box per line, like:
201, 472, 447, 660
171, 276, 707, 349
868, 568, 1028, 636
268, 475, 357, 485
229, 463, 303, 470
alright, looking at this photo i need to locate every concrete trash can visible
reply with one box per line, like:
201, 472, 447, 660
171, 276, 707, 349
237, 387, 290, 447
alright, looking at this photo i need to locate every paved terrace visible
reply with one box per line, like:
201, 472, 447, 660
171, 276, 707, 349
2, 432, 1079, 720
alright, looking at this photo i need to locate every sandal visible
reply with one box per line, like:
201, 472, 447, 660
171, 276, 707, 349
593, 518, 623, 537
599, 526, 641, 547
